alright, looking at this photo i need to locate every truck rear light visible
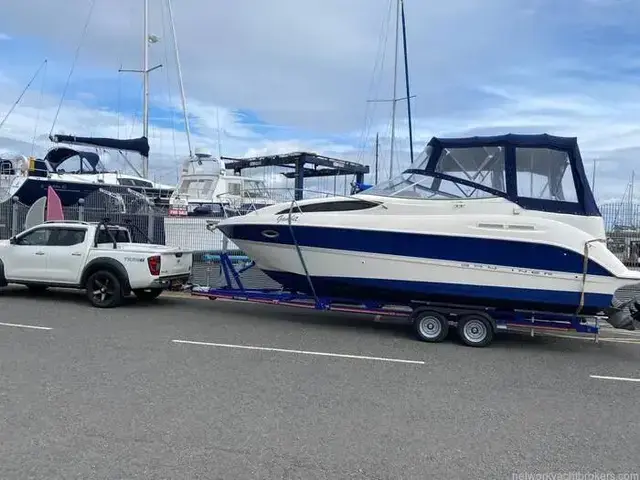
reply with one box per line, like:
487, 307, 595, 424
147, 255, 161, 276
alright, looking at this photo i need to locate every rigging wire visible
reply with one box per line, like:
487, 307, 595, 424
0, 59, 48, 132
49, 0, 97, 136
354, 0, 393, 162
30, 59, 48, 156
354, 0, 395, 164
165, 0, 193, 157
129, 81, 145, 139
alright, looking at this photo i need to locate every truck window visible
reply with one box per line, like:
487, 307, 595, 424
49, 228, 87, 246
16, 228, 51, 246
95, 228, 130, 244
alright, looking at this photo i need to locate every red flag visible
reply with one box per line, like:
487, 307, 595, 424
46, 186, 64, 221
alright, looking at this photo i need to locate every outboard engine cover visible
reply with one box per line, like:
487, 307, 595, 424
605, 299, 640, 330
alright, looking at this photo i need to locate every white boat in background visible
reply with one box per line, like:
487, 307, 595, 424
163, 148, 276, 252
215, 133, 640, 328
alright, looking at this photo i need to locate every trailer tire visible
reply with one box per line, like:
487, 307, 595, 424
413, 310, 449, 343
457, 314, 493, 347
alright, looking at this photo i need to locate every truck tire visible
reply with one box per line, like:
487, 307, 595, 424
85, 270, 124, 308
133, 288, 163, 302
0, 260, 7, 287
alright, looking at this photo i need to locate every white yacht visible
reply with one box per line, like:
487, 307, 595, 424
214, 133, 640, 327
164, 148, 275, 252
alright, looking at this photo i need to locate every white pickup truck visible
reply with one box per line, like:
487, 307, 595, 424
0, 220, 193, 308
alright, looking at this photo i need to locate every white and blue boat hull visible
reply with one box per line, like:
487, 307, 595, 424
218, 223, 623, 315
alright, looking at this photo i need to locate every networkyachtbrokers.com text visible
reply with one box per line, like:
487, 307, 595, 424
512, 472, 639, 480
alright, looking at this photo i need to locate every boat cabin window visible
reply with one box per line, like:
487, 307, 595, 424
242, 179, 269, 198
55, 154, 99, 174
227, 182, 241, 196
515, 147, 578, 202
435, 146, 506, 193
118, 178, 153, 188
178, 179, 214, 197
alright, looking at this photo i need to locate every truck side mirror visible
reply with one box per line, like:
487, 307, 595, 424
9, 237, 16, 245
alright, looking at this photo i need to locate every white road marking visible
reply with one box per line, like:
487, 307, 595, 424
172, 339, 425, 365
0, 321, 52, 331
590, 375, 640, 383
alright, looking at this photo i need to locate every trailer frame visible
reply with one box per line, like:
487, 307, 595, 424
191, 251, 604, 348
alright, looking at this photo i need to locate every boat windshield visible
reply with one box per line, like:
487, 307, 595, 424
243, 179, 271, 198
365, 142, 579, 203
366, 145, 506, 199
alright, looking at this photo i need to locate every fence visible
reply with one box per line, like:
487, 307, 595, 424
2, 198, 640, 287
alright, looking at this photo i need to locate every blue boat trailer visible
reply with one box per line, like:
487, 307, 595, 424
191, 251, 603, 348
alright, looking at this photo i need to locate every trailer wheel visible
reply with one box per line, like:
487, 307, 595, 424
457, 314, 493, 347
413, 310, 449, 343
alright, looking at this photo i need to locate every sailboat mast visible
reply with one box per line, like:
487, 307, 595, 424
389, 0, 400, 179
142, 0, 150, 178
375, 132, 380, 184
121, 0, 163, 178
630, 170, 635, 226
400, 0, 414, 164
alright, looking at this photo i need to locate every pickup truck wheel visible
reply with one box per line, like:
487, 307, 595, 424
133, 288, 163, 302
86, 270, 123, 308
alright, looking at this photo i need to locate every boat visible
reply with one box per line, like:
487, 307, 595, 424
163, 148, 276, 251
167, 148, 275, 217
214, 133, 640, 323
0, 134, 174, 207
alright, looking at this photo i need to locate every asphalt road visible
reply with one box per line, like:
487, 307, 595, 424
1, 288, 639, 480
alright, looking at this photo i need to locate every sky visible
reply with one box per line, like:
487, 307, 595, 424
1, 0, 640, 203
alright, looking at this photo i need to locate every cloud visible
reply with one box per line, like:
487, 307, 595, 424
1, 0, 640, 202
0, 33, 10, 41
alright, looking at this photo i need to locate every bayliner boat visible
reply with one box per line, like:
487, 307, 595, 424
215, 134, 640, 322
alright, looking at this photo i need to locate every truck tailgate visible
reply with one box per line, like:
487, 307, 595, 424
159, 251, 192, 276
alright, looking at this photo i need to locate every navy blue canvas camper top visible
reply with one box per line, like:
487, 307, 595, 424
418, 133, 600, 217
